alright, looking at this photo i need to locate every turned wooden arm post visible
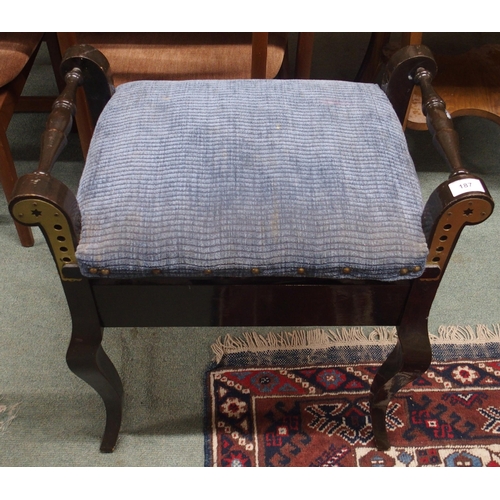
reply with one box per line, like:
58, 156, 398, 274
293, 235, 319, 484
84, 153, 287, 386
9, 65, 84, 281
38, 67, 82, 174
382, 44, 437, 125
9, 45, 114, 281
413, 60, 495, 280
414, 67, 469, 177
383, 45, 494, 281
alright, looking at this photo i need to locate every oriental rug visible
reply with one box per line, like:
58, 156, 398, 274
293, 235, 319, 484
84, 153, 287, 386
204, 325, 500, 467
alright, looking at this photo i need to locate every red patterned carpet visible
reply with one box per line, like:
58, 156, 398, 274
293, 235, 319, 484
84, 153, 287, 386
205, 330, 500, 467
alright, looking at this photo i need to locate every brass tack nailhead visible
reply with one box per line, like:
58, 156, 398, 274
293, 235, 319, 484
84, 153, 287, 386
152, 269, 162, 275
203, 269, 213, 276
89, 268, 98, 274
400, 268, 409, 276
251, 267, 260, 275
412, 266, 422, 273
100, 269, 110, 276
297, 267, 306, 275
342, 267, 351, 274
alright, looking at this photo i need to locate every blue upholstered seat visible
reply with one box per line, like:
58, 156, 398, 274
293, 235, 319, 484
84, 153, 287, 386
75, 79, 428, 280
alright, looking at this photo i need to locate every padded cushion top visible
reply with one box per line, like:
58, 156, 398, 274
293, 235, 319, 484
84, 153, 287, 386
76, 79, 428, 280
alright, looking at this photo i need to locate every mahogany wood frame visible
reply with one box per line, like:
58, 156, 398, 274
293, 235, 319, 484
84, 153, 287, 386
9, 44, 494, 453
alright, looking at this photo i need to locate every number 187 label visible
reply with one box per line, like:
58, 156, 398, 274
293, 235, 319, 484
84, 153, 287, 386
449, 178, 485, 197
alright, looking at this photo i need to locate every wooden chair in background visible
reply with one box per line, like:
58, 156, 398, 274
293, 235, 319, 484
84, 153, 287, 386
357, 32, 500, 130
0, 33, 61, 247
402, 33, 500, 131
56, 32, 315, 157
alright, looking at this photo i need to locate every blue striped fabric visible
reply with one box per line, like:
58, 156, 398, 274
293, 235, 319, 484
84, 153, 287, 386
76, 79, 428, 280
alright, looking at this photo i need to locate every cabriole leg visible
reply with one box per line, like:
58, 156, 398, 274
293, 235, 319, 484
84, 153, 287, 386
63, 280, 123, 452
66, 329, 123, 452
369, 319, 432, 450
369, 278, 436, 450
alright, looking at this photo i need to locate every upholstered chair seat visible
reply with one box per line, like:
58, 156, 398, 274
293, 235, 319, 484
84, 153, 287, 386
0, 33, 43, 87
75, 79, 428, 281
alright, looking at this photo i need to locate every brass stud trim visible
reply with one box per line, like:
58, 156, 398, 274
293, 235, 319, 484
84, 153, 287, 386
251, 267, 260, 275
297, 267, 306, 275
342, 267, 351, 274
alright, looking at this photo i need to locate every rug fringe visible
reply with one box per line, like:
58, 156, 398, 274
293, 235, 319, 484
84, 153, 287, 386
211, 324, 500, 364
433, 323, 500, 343
211, 327, 398, 364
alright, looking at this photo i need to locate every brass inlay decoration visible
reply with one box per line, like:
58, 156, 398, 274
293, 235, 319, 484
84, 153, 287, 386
12, 199, 80, 282
423, 197, 493, 281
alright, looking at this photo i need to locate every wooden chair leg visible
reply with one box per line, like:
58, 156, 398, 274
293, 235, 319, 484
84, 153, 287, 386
369, 327, 431, 450
295, 32, 314, 79
63, 280, 123, 452
43, 33, 65, 93
0, 129, 34, 246
369, 279, 436, 450
67, 337, 123, 452
355, 32, 391, 83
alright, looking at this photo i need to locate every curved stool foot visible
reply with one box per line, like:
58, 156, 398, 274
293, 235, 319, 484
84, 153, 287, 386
369, 321, 432, 450
370, 406, 390, 451
67, 332, 124, 452
100, 400, 123, 453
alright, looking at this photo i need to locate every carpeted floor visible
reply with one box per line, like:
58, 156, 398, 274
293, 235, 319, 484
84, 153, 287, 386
1, 33, 500, 467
